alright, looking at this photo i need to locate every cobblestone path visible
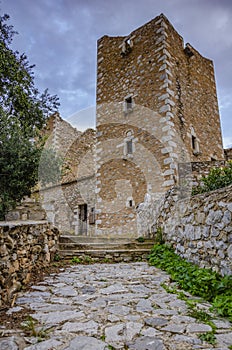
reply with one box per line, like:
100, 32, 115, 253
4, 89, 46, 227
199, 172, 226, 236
0, 262, 232, 349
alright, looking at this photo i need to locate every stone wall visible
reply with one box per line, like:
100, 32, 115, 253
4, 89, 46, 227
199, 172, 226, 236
190, 160, 226, 186
225, 147, 232, 161
5, 195, 46, 222
152, 185, 232, 276
0, 221, 59, 306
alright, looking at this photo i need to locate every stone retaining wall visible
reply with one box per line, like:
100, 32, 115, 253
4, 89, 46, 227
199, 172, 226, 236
0, 221, 59, 307
154, 185, 232, 276
190, 160, 225, 186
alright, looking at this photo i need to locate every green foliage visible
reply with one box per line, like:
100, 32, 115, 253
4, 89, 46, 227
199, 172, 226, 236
187, 308, 212, 323
71, 256, 81, 264
154, 227, 165, 244
0, 113, 41, 218
83, 255, 93, 264
0, 13, 59, 219
136, 236, 145, 243
0, 14, 59, 132
21, 316, 48, 340
71, 255, 93, 264
198, 332, 216, 345
192, 161, 232, 195
149, 244, 232, 320
53, 253, 61, 262
211, 295, 232, 319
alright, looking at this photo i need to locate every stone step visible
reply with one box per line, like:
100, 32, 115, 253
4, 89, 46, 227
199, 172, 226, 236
59, 235, 154, 244
58, 242, 154, 251
58, 235, 154, 262
58, 248, 152, 262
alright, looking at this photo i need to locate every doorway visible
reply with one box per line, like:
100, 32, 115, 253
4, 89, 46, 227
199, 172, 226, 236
78, 204, 88, 235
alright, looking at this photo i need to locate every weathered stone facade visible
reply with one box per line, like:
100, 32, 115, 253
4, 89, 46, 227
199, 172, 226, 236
95, 13, 224, 236
0, 221, 59, 306
145, 185, 232, 276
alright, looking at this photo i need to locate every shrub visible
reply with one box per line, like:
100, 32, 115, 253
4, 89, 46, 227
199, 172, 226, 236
192, 161, 232, 195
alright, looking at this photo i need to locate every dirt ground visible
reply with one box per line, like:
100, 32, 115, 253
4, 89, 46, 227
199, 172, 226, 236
0, 261, 69, 331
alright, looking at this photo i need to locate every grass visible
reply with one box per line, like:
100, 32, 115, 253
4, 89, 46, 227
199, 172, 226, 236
21, 316, 49, 341
71, 255, 93, 264
198, 332, 217, 345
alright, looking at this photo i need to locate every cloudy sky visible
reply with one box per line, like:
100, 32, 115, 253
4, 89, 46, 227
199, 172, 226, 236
1, 0, 232, 147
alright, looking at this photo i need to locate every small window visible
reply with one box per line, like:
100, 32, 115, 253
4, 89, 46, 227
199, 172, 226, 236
125, 96, 133, 113
129, 200, 133, 207
126, 140, 133, 154
124, 130, 134, 157
191, 133, 200, 155
89, 207, 95, 225
192, 135, 197, 151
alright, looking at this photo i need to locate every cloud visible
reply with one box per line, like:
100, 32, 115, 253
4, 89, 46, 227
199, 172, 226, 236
0, 0, 231, 144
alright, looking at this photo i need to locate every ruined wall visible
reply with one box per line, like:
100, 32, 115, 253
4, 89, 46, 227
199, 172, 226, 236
43, 113, 82, 159
6, 121, 96, 235
225, 148, 232, 161
0, 221, 59, 306
95, 13, 224, 236
151, 185, 232, 276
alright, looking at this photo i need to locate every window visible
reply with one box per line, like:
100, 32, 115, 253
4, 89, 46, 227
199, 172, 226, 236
89, 207, 95, 225
78, 204, 88, 235
129, 200, 133, 207
126, 140, 133, 154
190, 127, 200, 155
192, 135, 197, 151
124, 130, 134, 156
124, 95, 133, 113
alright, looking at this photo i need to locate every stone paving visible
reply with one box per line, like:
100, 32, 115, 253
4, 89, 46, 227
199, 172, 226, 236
0, 262, 232, 349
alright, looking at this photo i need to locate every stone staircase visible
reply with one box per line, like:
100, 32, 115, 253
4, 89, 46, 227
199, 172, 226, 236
58, 236, 155, 262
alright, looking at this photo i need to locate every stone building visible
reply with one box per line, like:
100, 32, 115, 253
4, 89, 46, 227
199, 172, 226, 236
8, 14, 228, 238
94, 13, 224, 237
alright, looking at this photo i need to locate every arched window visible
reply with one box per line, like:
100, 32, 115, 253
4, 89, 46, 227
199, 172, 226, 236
124, 94, 133, 114
124, 130, 134, 156
190, 126, 200, 155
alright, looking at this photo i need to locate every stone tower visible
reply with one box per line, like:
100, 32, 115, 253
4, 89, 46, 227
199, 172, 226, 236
95, 14, 224, 237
